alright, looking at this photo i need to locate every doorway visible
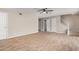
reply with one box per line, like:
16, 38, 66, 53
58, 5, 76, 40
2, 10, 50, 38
38, 18, 51, 32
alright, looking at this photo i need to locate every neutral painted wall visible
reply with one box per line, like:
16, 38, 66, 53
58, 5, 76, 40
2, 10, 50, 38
62, 14, 79, 33
8, 12, 38, 38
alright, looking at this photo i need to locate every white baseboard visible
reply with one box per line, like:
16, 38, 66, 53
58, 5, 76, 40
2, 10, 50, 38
8, 34, 26, 39
8, 32, 38, 39
68, 32, 79, 36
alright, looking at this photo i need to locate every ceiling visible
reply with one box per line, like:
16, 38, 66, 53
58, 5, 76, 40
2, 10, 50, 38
0, 8, 79, 17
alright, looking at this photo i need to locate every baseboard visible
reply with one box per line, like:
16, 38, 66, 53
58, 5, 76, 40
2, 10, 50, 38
8, 32, 38, 39
8, 34, 26, 39
69, 32, 79, 36
55, 32, 66, 34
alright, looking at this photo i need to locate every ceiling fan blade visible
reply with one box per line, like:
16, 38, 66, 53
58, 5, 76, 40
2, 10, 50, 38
46, 10, 53, 11
38, 9, 43, 12
37, 8, 54, 14
38, 8, 45, 11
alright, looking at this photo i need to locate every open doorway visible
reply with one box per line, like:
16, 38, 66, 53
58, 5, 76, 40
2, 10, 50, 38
38, 18, 51, 32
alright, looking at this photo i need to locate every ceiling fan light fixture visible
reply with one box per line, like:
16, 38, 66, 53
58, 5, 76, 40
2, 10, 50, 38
38, 8, 53, 14
19, 13, 22, 15
43, 11, 46, 13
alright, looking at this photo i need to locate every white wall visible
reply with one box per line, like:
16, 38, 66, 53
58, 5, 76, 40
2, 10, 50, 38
8, 12, 38, 38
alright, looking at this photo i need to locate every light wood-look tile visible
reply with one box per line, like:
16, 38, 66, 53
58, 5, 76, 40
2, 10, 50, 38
0, 32, 79, 51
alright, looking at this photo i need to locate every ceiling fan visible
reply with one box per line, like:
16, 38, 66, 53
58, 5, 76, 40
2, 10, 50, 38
38, 8, 54, 14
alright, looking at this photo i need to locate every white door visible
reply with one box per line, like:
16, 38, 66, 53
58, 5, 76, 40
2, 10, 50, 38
0, 12, 8, 40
